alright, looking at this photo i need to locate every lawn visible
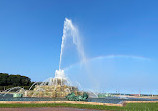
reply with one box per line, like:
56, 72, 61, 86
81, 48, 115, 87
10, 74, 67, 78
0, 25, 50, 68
0, 102, 158, 111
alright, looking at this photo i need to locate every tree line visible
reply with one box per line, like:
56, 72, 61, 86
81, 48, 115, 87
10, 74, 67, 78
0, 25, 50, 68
0, 73, 34, 90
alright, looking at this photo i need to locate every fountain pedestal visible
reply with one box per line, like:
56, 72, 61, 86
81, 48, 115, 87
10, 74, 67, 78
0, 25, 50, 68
24, 78, 83, 98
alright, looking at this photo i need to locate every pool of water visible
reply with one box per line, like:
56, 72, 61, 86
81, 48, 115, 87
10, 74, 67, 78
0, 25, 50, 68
88, 97, 158, 104
0, 94, 157, 104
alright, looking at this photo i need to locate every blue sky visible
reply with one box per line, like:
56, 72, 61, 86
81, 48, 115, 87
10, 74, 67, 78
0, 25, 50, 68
0, 0, 158, 94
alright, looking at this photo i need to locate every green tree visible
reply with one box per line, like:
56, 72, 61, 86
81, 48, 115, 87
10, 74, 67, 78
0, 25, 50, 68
0, 73, 31, 86
0, 73, 8, 86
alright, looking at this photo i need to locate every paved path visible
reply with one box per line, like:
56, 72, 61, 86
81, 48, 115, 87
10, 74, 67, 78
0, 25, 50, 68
0, 107, 106, 111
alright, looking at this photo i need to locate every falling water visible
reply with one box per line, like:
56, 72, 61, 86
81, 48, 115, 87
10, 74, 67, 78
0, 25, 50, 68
59, 18, 86, 70
55, 18, 87, 79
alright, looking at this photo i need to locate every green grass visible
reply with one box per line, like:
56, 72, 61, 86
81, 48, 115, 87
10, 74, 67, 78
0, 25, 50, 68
0, 103, 158, 111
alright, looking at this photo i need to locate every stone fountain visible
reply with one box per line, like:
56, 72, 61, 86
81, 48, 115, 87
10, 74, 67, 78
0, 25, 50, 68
24, 70, 83, 98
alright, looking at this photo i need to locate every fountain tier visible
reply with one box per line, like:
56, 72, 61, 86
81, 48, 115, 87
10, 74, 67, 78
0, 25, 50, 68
23, 70, 83, 98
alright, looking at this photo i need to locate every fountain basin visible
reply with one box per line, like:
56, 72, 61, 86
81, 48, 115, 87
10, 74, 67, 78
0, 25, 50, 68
1, 94, 158, 104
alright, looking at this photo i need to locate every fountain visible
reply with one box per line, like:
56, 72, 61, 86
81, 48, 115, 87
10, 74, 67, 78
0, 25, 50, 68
1, 18, 158, 104
21, 18, 86, 98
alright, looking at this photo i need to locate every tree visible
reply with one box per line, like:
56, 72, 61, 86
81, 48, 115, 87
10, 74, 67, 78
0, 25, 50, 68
0, 73, 8, 86
0, 73, 31, 86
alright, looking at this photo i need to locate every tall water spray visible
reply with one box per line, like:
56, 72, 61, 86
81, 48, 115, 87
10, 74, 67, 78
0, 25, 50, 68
55, 18, 86, 79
